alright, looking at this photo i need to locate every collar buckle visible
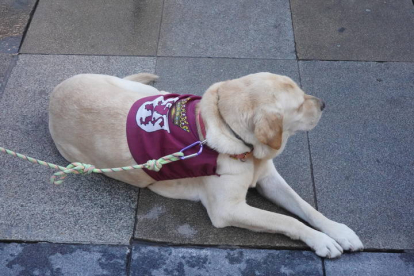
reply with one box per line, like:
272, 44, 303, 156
230, 151, 253, 162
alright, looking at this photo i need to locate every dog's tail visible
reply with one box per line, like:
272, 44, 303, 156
123, 73, 159, 84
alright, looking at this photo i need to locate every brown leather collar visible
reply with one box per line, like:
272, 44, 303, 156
197, 109, 207, 141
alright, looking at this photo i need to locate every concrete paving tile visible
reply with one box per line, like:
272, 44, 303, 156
0, 0, 37, 53
155, 57, 301, 95
325, 252, 414, 276
0, 54, 14, 93
136, 57, 318, 247
290, 0, 414, 61
130, 242, 323, 276
158, 0, 295, 59
20, 0, 163, 55
299, 61, 414, 250
0, 54, 156, 244
0, 242, 128, 276
135, 185, 305, 248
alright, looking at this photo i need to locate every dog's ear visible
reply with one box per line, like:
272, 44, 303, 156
254, 110, 283, 150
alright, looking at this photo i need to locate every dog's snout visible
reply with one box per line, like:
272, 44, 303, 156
320, 100, 326, 111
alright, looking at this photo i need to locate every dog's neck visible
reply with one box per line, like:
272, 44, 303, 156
215, 95, 254, 152
196, 103, 253, 160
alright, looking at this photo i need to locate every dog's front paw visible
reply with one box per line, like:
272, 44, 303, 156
321, 221, 364, 252
304, 231, 343, 258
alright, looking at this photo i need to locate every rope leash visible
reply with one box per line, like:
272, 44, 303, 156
0, 146, 185, 185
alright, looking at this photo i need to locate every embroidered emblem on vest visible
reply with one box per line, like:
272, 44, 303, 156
136, 96, 179, 133
171, 97, 191, 133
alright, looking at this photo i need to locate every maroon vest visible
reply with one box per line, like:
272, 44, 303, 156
126, 94, 219, 181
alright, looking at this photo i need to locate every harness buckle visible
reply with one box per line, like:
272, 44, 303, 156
179, 140, 206, 160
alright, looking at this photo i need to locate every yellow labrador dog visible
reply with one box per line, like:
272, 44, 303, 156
49, 72, 363, 258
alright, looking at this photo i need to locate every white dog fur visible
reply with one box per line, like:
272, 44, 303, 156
49, 72, 363, 258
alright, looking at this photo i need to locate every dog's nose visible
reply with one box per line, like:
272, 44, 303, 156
320, 100, 326, 111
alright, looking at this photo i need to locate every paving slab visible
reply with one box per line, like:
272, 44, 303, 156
0, 55, 156, 244
0, 54, 14, 93
0, 242, 128, 276
158, 0, 295, 59
299, 61, 414, 250
154, 57, 301, 95
325, 252, 414, 276
290, 0, 414, 62
0, 0, 37, 53
20, 0, 163, 55
130, 242, 323, 276
136, 57, 317, 248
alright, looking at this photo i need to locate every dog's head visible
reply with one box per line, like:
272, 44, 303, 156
200, 72, 325, 159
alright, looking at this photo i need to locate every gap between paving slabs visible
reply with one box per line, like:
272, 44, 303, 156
0, 54, 17, 98
0, 0, 38, 54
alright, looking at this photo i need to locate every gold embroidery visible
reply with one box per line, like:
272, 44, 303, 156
173, 98, 191, 132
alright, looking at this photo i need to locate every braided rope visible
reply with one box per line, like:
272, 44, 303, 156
0, 147, 184, 185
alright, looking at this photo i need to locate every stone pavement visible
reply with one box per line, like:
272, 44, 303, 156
0, 0, 413, 275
